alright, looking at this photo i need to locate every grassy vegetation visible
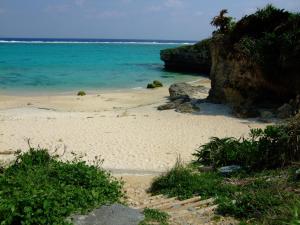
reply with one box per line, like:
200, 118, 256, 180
147, 80, 163, 89
193, 114, 300, 170
149, 163, 300, 224
77, 91, 86, 96
0, 149, 123, 225
139, 208, 169, 225
150, 162, 236, 200
217, 168, 300, 225
149, 115, 300, 224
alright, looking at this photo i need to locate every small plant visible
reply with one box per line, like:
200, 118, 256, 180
153, 80, 163, 87
147, 83, 156, 89
77, 91, 86, 96
147, 80, 163, 89
0, 148, 123, 225
149, 161, 236, 200
140, 208, 169, 225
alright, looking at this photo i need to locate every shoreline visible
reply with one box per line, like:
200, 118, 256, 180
0, 77, 205, 97
0, 77, 269, 173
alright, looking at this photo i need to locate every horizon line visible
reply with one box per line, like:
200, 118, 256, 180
0, 37, 199, 42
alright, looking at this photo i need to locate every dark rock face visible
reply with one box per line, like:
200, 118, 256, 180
276, 95, 300, 119
70, 204, 145, 225
207, 7, 300, 117
277, 103, 294, 119
208, 33, 300, 117
160, 39, 211, 74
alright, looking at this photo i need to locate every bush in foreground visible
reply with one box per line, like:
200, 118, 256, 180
149, 162, 236, 200
139, 208, 169, 225
149, 163, 300, 225
193, 114, 300, 170
0, 149, 123, 225
149, 114, 300, 224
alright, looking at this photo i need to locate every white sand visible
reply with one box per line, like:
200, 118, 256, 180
0, 79, 268, 173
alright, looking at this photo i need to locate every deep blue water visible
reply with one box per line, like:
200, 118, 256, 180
0, 38, 199, 94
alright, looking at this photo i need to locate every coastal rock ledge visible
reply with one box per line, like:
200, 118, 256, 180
160, 39, 211, 74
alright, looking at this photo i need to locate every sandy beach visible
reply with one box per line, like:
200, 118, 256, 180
0, 79, 268, 174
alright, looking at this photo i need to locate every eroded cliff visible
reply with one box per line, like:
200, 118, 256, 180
160, 39, 211, 74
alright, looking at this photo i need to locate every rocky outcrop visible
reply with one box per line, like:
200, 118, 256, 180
207, 6, 300, 117
158, 82, 208, 113
160, 39, 211, 74
169, 82, 208, 100
277, 95, 300, 119
159, 6, 300, 118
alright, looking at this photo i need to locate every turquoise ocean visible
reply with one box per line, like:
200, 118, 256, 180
0, 38, 198, 95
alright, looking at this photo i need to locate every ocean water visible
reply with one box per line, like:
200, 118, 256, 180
0, 38, 199, 94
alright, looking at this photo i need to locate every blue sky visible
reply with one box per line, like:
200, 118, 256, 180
0, 0, 299, 40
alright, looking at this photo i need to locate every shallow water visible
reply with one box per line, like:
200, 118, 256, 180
0, 39, 201, 94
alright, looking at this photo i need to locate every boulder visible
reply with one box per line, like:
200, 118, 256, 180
176, 102, 199, 113
157, 103, 176, 111
70, 204, 145, 225
259, 110, 275, 123
277, 103, 293, 119
169, 83, 206, 100
295, 169, 300, 181
218, 165, 242, 176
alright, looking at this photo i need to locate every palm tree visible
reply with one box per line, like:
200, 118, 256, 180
211, 9, 232, 33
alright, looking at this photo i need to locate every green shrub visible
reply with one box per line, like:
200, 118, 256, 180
77, 91, 86, 96
147, 81, 163, 89
149, 162, 236, 200
193, 114, 300, 170
217, 175, 300, 225
140, 208, 169, 225
153, 80, 163, 87
0, 148, 123, 225
146, 83, 156, 89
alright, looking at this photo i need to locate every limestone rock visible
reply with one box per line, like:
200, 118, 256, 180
70, 204, 144, 225
160, 39, 211, 74
176, 102, 199, 113
157, 103, 176, 111
218, 165, 242, 176
169, 83, 206, 100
